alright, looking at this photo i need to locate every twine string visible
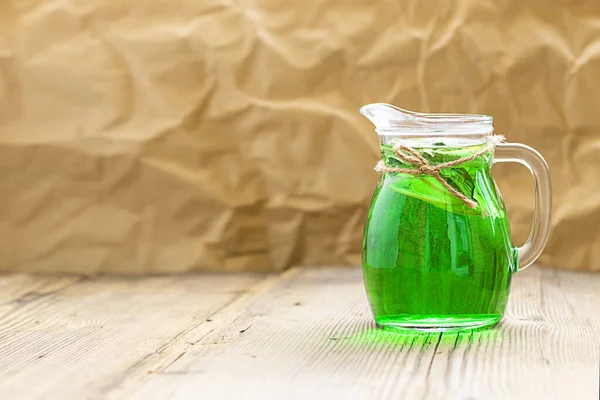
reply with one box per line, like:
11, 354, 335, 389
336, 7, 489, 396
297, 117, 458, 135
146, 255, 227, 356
374, 135, 505, 209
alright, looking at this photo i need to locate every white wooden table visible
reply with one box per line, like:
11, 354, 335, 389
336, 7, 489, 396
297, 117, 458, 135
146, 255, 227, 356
0, 267, 598, 400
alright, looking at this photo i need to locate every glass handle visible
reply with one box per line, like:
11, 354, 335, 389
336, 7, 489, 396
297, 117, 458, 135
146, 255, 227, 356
494, 143, 552, 271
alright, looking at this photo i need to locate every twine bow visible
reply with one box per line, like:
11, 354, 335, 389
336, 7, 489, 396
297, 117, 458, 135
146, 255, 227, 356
375, 135, 505, 209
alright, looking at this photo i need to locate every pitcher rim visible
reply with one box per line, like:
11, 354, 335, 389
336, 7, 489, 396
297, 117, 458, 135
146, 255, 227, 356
360, 103, 494, 136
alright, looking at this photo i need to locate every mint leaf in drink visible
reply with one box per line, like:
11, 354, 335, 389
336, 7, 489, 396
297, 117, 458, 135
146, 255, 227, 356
379, 143, 480, 207
439, 168, 475, 201
380, 143, 405, 168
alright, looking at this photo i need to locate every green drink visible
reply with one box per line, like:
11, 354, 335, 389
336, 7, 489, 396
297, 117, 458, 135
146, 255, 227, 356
359, 103, 552, 333
362, 143, 517, 331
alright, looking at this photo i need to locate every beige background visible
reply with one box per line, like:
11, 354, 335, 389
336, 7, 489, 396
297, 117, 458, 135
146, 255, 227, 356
0, 0, 598, 273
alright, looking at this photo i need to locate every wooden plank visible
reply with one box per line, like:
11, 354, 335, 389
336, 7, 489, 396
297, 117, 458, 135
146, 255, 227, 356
0, 274, 79, 303
126, 267, 600, 400
0, 274, 81, 342
102, 270, 292, 400
0, 272, 269, 400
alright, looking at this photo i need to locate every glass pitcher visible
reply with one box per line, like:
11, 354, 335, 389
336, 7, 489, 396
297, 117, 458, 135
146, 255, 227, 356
360, 103, 551, 332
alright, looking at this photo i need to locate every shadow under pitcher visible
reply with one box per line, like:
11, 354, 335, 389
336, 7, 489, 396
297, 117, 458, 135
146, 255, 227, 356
360, 104, 552, 332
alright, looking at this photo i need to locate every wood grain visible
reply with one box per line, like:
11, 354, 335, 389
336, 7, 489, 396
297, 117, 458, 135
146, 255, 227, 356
0, 272, 267, 399
127, 267, 600, 400
0, 267, 598, 400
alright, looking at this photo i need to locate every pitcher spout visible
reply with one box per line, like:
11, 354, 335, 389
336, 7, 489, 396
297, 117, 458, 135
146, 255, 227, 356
359, 103, 417, 131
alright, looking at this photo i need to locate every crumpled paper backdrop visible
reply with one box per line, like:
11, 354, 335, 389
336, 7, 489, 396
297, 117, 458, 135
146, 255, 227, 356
0, 0, 597, 273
